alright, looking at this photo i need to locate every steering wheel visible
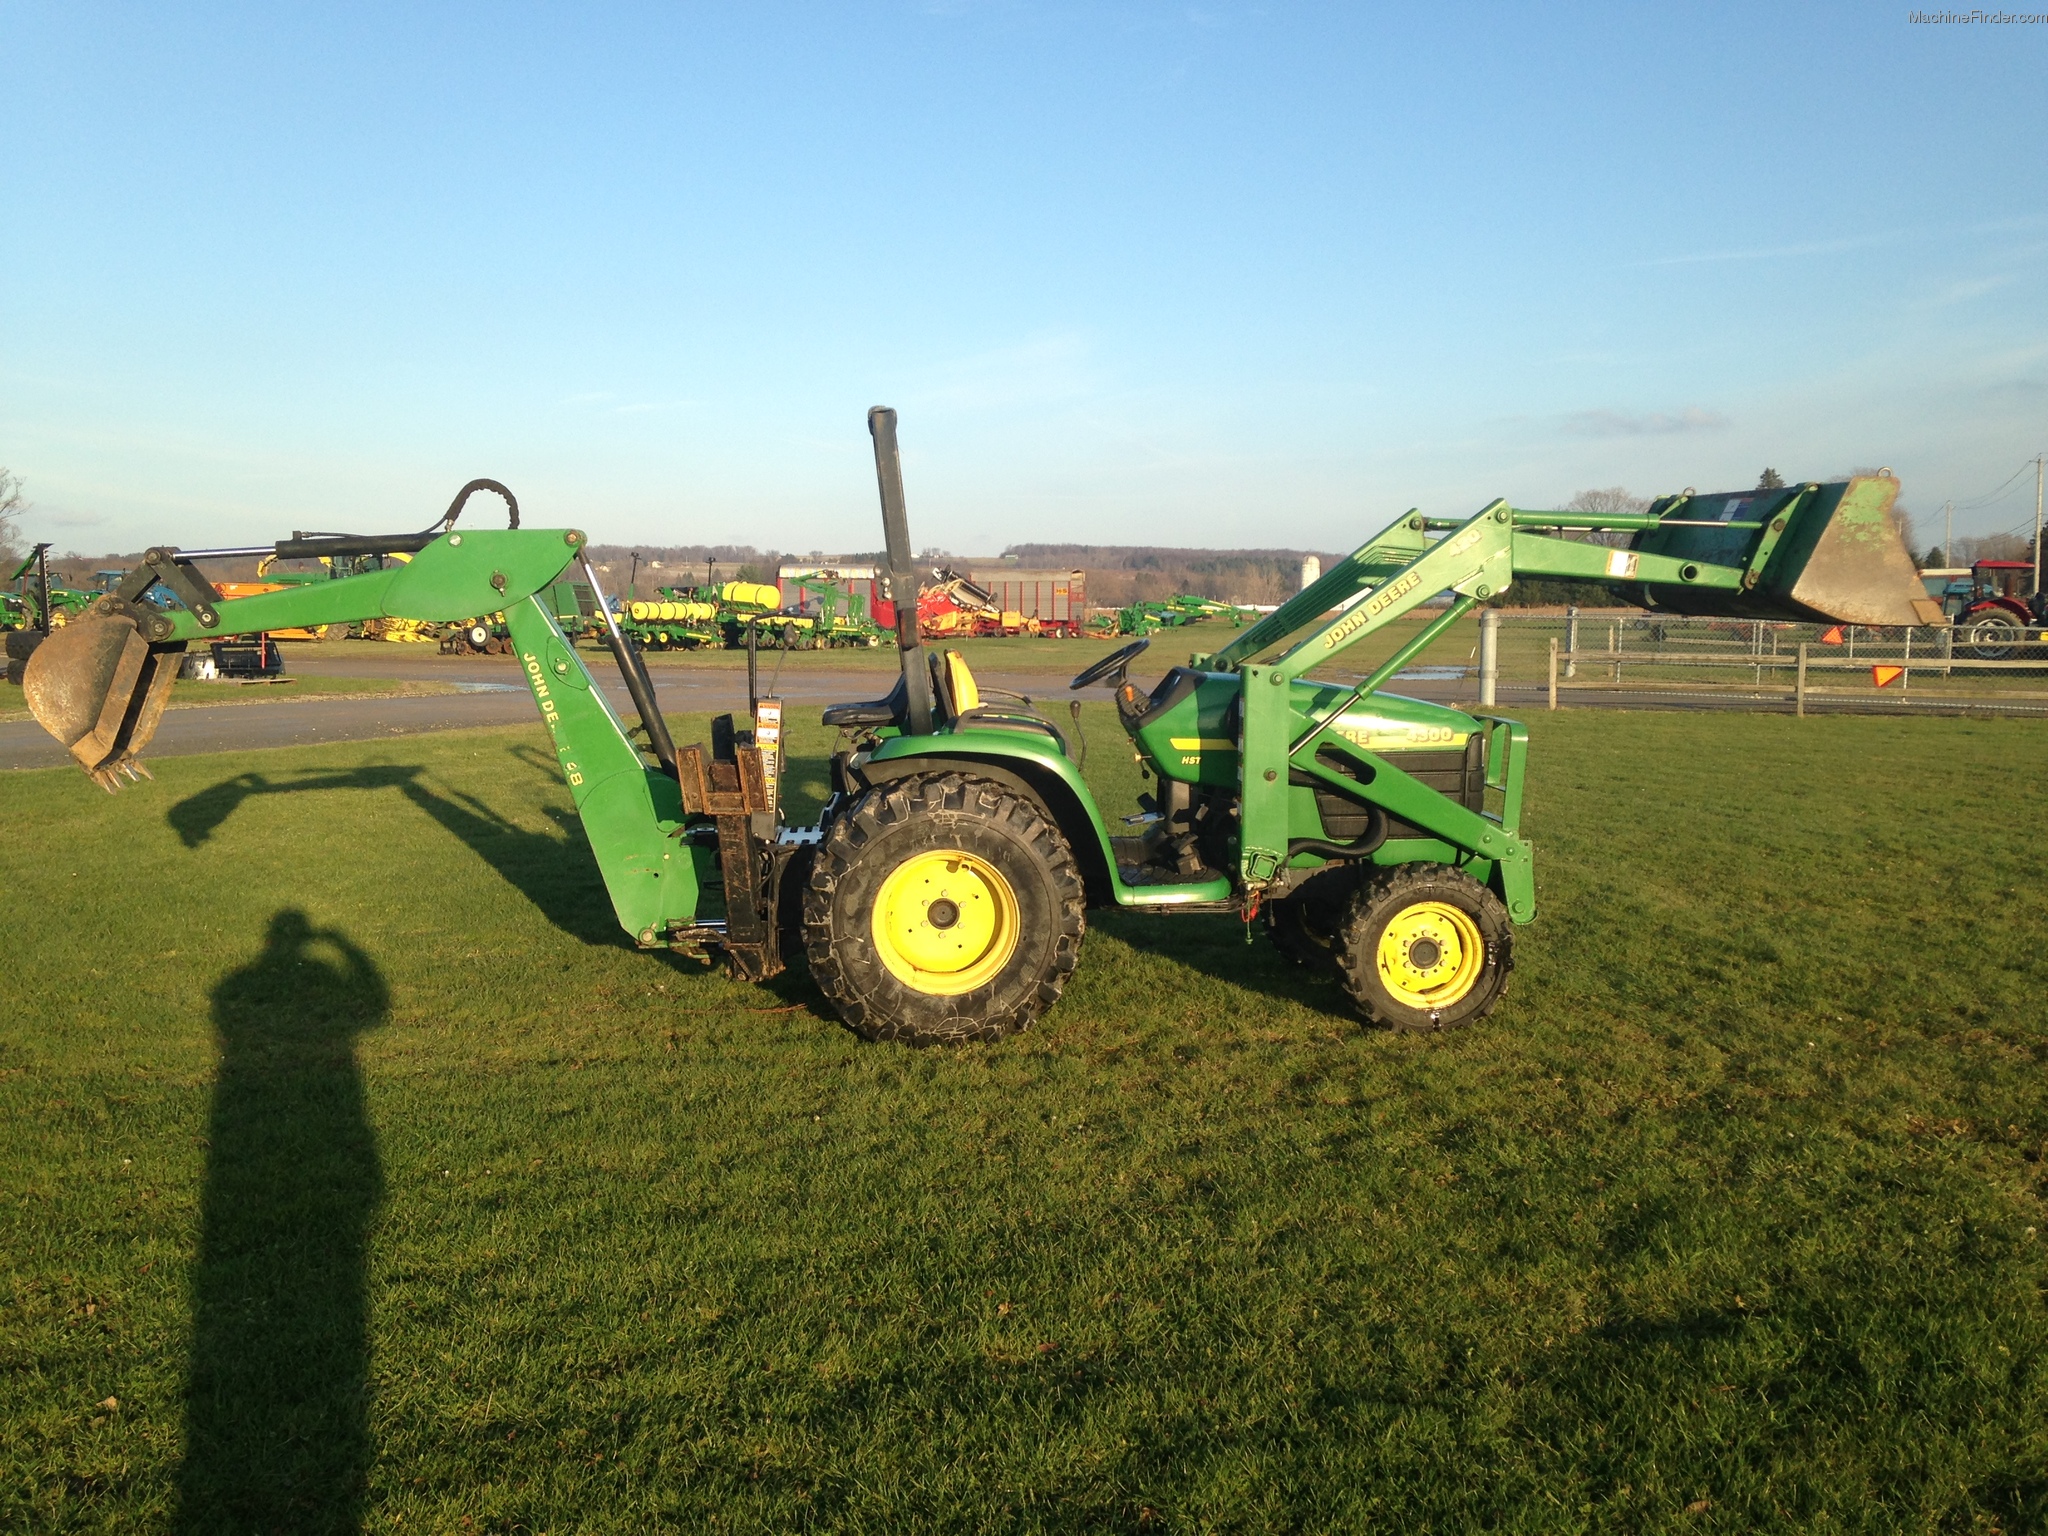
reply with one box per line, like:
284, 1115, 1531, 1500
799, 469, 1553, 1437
1069, 637, 1151, 691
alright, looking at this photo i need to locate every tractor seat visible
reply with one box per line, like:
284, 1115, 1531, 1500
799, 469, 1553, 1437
820, 672, 907, 728
821, 651, 1074, 759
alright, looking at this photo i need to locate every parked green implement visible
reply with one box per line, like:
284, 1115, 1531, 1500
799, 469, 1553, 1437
1094, 595, 1246, 639
5, 544, 95, 686
619, 594, 722, 650
1165, 593, 1251, 627
697, 579, 790, 648
1094, 602, 1170, 638
21, 423, 1935, 1043
6, 546, 95, 631
785, 572, 885, 648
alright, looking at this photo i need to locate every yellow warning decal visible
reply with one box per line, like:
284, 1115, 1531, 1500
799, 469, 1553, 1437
1168, 737, 1237, 751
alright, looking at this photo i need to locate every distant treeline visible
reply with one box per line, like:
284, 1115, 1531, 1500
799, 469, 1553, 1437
996, 544, 1341, 607
581, 544, 786, 594
21, 540, 1625, 608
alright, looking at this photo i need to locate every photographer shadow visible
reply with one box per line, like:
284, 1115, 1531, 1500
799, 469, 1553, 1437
175, 910, 387, 1535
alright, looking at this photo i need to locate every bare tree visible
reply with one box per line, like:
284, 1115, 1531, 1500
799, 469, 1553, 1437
1563, 486, 1649, 547
1956, 531, 2030, 566
0, 467, 25, 568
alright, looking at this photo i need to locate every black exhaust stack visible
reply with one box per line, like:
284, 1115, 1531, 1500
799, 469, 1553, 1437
868, 406, 934, 735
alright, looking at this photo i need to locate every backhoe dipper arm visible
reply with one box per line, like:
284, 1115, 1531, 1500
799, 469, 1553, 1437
499, 595, 709, 948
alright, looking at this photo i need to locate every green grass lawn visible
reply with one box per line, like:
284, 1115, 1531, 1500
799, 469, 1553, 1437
3, 706, 2046, 1533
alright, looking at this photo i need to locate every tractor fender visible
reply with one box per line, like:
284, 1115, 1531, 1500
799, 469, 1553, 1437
1962, 597, 2034, 626
847, 749, 1119, 908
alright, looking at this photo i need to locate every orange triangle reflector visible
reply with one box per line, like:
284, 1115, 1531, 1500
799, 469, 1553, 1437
1820, 626, 1845, 645
1872, 665, 1904, 688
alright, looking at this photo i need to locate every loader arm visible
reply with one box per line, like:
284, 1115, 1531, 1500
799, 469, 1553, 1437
1204, 475, 1935, 898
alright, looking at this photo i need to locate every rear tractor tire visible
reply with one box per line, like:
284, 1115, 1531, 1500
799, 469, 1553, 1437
1960, 610, 2024, 662
1332, 863, 1512, 1031
803, 772, 1087, 1045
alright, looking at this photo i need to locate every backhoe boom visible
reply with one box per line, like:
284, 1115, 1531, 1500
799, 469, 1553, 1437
20, 521, 740, 956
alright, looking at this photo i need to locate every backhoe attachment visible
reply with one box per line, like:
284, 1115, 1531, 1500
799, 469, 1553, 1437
20, 482, 541, 790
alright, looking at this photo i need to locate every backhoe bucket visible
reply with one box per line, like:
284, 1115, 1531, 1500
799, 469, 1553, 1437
1629, 475, 1944, 628
23, 606, 185, 790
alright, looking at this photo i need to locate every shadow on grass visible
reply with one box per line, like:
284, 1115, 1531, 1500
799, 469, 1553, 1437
1092, 909, 1357, 1023
175, 910, 386, 1535
168, 763, 623, 947
169, 759, 844, 1032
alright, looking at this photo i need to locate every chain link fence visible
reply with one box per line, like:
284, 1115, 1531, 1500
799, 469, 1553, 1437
1497, 610, 2048, 716
1327, 609, 2048, 717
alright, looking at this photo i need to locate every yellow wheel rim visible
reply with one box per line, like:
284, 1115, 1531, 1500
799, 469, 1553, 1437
870, 850, 1021, 996
1376, 900, 1484, 1010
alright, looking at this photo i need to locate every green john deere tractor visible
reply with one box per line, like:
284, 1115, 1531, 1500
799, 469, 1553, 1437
785, 572, 886, 648
20, 414, 1938, 1044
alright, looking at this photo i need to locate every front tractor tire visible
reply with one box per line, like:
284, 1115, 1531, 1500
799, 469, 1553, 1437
803, 773, 1087, 1045
1265, 863, 1366, 971
1333, 864, 1513, 1032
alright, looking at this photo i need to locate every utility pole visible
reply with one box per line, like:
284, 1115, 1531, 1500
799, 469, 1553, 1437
1943, 499, 1953, 567
2034, 455, 2044, 596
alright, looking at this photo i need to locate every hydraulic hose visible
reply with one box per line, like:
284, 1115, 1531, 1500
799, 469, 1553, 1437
269, 478, 522, 561
1287, 803, 1389, 863
582, 556, 679, 779
438, 478, 519, 531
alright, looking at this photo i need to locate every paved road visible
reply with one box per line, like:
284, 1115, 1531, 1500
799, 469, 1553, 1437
7, 648, 2043, 773
0, 654, 1060, 771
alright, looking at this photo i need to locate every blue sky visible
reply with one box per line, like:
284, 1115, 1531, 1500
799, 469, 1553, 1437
4, 3, 2044, 557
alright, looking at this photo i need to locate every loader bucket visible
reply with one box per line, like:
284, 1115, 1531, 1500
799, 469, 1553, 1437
23, 606, 185, 790
1629, 475, 1945, 628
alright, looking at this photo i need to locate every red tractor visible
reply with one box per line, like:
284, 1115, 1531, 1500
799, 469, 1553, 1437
1941, 560, 2046, 661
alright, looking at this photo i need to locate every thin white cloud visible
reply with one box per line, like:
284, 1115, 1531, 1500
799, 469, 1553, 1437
24, 509, 106, 535
1638, 233, 1900, 268
1562, 406, 1729, 438
1932, 273, 2015, 306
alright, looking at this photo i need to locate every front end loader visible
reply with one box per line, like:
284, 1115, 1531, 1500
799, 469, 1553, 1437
22, 423, 1937, 1045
